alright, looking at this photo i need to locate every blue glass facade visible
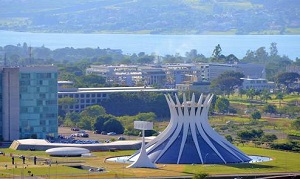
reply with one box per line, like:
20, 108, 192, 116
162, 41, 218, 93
0, 66, 58, 140
0, 73, 2, 140
19, 70, 58, 139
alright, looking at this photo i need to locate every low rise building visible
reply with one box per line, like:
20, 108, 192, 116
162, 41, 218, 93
240, 78, 275, 91
85, 63, 266, 88
58, 82, 177, 113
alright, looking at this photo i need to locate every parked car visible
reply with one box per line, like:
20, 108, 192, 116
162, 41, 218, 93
71, 127, 80, 131
80, 133, 89, 138
118, 136, 126, 140
93, 130, 100, 134
107, 132, 116, 136
101, 131, 107, 135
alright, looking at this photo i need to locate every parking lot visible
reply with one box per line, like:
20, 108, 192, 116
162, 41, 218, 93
58, 127, 139, 143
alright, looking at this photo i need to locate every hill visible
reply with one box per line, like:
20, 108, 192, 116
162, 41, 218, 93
0, 0, 300, 34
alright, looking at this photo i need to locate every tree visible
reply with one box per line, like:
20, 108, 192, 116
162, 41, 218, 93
77, 74, 106, 87
225, 135, 233, 143
64, 112, 80, 126
237, 130, 253, 141
261, 134, 277, 143
242, 50, 255, 63
134, 112, 156, 122
215, 97, 230, 113
260, 89, 271, 102
103, 118, 124, 134
94, 114, 124, 134
193, 173, 209, 179
77, 105, 106, 130
251, 129, 264, 139
246, 88, 255, 100
94, 115, 110, 133
292, 118, 300, 130
255, 47, 268, 64
269, 42, 278, 57
77, 116, 93, 130
58, 97, 77, 115
226, 54, 239, 64
237, 129, 264, 142
262, 104, 277, 114
210, 71, 244, 96
251, 111, 261, 120
211, 44, 222, 62
275, 92, 284, 106
294, 58, 300, 66
276, 72, 300, 93
80, 105, 106, 118
238, 88, 246, 98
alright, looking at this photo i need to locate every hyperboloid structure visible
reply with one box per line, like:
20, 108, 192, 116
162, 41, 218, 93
129, 93, 251, 164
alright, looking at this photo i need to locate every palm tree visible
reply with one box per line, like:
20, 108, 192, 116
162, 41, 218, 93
246, 88, 255, 100
275, 92, 284, 107
260, 89, 272, 102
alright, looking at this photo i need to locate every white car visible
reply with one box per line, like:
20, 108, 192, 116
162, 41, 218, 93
107, 132, 116, 136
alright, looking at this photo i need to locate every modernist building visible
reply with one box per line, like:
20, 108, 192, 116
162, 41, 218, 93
195, 63, 236, 82
240, 78, 275, 91
0, 66, 58, 141
129, 93, 251, 164
86, 63, 266, 88
236, 63, 266, 79
86, 65, 166, 86
58, 82, 178, 113
176, 81, 211, 94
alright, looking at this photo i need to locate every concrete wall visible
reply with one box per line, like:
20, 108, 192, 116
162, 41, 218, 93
2, 68, 20, 141
11, 141, 142, 152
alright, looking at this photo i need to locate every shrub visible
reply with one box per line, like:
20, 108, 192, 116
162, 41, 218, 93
193, 173, 209, 179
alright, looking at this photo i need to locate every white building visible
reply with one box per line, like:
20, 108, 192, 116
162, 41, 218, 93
58, 83, 177, 113
86, 65, 166, 86
85, 63, 267, 88
196, 63, 236, 81
241, 78, 275, 91
128, 94, 251, 164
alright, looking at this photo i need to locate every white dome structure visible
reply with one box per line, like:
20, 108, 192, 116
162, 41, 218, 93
46, 147, 90, 157
129, 93, 251, 164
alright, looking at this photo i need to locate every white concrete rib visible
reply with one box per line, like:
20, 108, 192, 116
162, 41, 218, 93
129, 93, 250, 164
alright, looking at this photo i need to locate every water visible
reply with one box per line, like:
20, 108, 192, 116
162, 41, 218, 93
0, 30, 299, 59
106, 155, 272, 164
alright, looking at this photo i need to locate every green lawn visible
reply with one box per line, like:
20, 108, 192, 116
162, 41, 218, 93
184, 146, 300, 175
0, 146, 299, 178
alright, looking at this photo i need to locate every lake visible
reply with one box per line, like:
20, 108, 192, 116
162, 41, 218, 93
0, 30, 299, 59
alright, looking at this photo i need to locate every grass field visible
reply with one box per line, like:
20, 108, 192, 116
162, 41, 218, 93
0, 146, 299, 178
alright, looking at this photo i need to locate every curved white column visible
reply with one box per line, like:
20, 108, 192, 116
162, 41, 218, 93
128, 93, 251, 164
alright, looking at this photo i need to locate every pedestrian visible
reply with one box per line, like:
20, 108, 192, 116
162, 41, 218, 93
22, 156, 25, 164
33, 156, 37, 165
11, 156, 14, 165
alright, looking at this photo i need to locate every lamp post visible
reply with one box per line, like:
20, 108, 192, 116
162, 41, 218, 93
55, 161, 58, 179
127, 121, 157, 168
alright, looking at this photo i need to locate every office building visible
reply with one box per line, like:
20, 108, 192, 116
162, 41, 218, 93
58, 82, 177, 113
0, 66, 58, 141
